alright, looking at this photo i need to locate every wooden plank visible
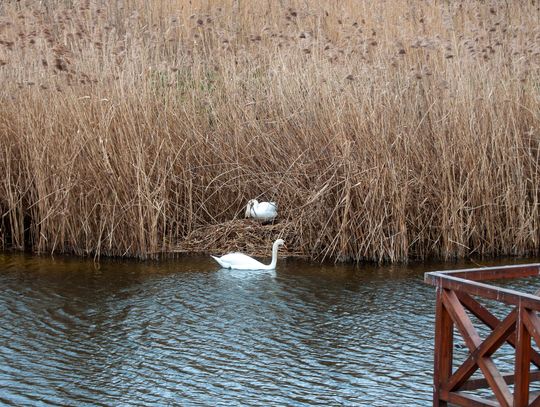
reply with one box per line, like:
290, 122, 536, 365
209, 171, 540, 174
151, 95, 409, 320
457, 291, 513, 330
478, 357, 513, 407
442, 290, 481, 350
425, 273, 540, 311
531, 391, 540, 407
434, 287, 453, 407
447, 355, 479, 393
514, 306, 532, 407
457, 292, 540, 368
442, 290, 513, 407
448, 390, 540, 407
446, 391, 499, 407
447, 307, 517, 391
523, 309, 540, 349
459, 370, 540, 391
437, 264, 540, 281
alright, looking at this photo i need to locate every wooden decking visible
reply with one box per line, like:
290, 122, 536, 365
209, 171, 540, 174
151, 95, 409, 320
425, 263, 540, 407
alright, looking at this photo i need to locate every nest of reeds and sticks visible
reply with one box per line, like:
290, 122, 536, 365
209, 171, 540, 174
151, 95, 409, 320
173, 219, 305, 259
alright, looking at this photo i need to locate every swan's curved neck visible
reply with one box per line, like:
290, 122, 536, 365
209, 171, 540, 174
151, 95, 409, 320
268, 241, 280, 269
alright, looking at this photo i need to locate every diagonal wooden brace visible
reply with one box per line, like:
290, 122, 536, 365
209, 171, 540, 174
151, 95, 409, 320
457, 291, 540, 369
446, 307, 517, 392
442, 290, 513, 407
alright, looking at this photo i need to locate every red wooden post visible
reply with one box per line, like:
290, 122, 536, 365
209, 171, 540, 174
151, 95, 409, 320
514, 305, 531, 406
433, 287, 453, 406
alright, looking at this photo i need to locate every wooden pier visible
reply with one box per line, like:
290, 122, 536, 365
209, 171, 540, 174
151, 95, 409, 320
425, 263, 540, 407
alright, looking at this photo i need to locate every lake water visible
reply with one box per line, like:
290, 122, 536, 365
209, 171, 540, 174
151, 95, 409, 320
0, 253, 538, 406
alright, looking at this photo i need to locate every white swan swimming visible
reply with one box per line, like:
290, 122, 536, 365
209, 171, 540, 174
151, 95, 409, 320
211, 239, 285, 270
245, 199, 278, 222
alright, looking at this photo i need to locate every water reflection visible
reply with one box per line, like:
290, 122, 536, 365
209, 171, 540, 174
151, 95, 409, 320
0, 253, 538, 406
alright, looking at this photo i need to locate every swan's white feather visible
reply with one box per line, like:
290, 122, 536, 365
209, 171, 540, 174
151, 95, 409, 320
211, 238, 285, 271
245, 199, 277, 221
211, 253, 266, 270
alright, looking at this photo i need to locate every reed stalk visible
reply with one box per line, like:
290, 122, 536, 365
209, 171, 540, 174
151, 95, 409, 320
0, 0, 538, 262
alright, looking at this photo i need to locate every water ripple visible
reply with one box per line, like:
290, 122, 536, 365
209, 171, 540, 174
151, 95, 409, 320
1, 254, 534, 405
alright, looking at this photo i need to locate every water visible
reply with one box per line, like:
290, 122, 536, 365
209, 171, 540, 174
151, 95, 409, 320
0, 253, 538, 406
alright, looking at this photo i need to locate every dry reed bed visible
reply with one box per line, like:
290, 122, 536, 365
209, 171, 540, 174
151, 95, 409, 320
0, 0, 539, 262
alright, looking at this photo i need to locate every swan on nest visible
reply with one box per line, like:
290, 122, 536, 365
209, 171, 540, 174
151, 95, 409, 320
245, 199, 277, 222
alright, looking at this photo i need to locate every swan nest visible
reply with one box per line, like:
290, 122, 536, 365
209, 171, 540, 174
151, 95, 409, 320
172, 219, 305, 258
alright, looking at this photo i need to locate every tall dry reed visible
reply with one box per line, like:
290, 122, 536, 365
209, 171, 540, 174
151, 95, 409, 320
0, 0, 539, 262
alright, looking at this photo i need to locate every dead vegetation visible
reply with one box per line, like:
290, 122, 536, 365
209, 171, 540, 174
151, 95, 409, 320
0, 0, 539, 262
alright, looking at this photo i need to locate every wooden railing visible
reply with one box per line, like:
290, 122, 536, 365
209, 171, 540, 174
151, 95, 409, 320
425, 263, 540, 407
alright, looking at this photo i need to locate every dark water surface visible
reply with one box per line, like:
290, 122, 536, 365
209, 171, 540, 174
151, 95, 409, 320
0, 253, 538, 406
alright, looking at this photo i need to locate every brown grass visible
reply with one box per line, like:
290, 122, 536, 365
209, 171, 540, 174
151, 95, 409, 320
0, 0, 539, 262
